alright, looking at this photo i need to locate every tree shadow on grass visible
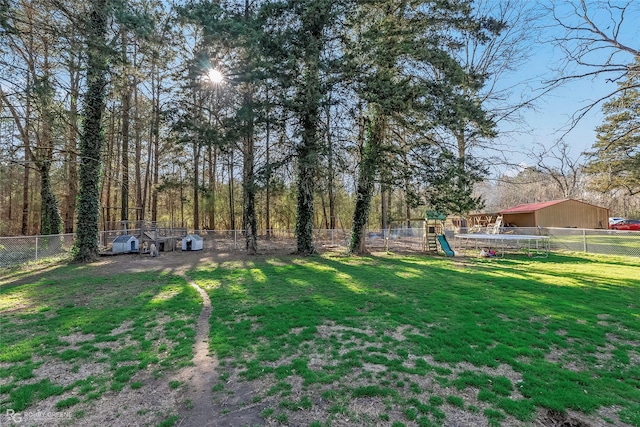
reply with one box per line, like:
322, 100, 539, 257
190, 253, 640, 426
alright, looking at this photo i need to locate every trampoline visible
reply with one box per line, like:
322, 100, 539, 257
453, 233, 550, 258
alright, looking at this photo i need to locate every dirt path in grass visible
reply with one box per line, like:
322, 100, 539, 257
172, 271, 218, 427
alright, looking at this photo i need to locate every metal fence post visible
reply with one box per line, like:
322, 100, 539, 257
583, 229, 587, 253
35, 235, 39, 261
234, 230, 237, 250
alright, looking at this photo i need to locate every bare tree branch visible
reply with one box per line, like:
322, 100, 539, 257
541, 0, 640, 125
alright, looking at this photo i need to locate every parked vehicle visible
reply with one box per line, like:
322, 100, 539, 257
609, 217, 625, 225
610, 219, 640, 231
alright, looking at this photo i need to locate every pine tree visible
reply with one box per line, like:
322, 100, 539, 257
258, 0, 341, 255
345, 1, 498, 253
585, 66, 640, 196
178, 0, 263, 252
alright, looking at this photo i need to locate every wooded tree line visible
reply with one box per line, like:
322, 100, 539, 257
1, 0, 639, 259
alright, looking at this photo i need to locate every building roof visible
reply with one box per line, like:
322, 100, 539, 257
500, 199, 569, 214
113, 235, 136, 243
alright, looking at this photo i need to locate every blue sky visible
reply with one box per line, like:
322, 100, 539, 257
504, 59, 609, 165
489, 0, 639, 176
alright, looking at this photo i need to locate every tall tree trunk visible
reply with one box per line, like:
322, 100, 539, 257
243, 140, 256, 253
101, 112, 116, 229
403, 152, 411, 229
228, 151, 235, 230
75, 0, 108, 261
328, 188, 336, 229
208, 146, 213, 229
296, 140, 317, 255
295, 62, 321, 255
39, 162, 60, 235
29, 180, 36, 232
120, 32, 130, 223
193, 140, 201, 231
22, 91, 31, 236
240, 0, 257, 253
21, 147, 30, 235
265, 112, 271, 238
120, 96, 130, 223
142, 140, 152, 221
64, 61, 80, 233
381, 186, 388, 231
208, 145, 216, 229
326, 104, 336, 230
180, 169, 185, 227
321, 195, 329, 229
36, 42, 61, 235
151, 146, 158, 224
349, 108, 385, 254
151, 80, 160, 223
242, 90, 257, 254
112, 128, 121, 225
294, 4, 328, 255
133, 47, 143, 221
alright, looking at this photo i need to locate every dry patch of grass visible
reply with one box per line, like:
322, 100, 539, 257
0, 263, 201, 426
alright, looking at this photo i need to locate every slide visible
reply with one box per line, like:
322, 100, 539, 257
437, 234, 455, 257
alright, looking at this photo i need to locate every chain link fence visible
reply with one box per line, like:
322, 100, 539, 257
0, 234, 76, 268
545, 227, 640, 257
188, 228, 425, 253
452, 226, 640, 258
2, 226, 640, 269
130, 229, 353, 253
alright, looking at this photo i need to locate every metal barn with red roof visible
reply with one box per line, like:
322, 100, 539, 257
500, 199, 609, 229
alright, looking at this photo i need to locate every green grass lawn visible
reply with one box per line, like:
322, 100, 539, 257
2, 252, 640, 427
191, 252, 640, 427
0, 262, 201, 425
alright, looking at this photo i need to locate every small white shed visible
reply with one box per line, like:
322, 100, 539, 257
182, 234, 203, 251
112, 235, 139, 253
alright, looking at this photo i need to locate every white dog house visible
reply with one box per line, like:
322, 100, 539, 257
182, 234, 203, 251
112, 235, 139, 253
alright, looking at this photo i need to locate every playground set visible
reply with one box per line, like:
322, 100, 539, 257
424, 211, 455, 256
384, 211, 455, 256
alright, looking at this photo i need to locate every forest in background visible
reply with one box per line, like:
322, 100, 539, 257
1, 0, 639, 252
